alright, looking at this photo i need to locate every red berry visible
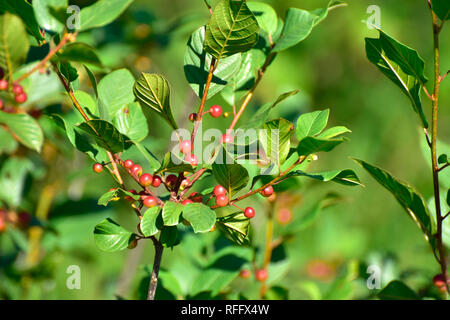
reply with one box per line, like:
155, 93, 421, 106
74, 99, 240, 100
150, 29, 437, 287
189, 192, 203, 203
255, 268, 268, 282
244, 207, 255, 219
189, 113, 197, 122
209, 105, 223, 118
239, 269, 251, 279
130, 164, 143, 177
182, 199, 193, 205
433, 274, 447, 288
260, 185, 274, 197
17, 211, 31, 228
185, 154, 198, 166
15, 93, 27, 104
12, 84, 24, 96
139, 173, 153, 187
0, 99, 3, 109
221, 133, 234, 144
143, 196, 157, 208
165, 174, 178, 188
179, 140, 192, 154
93, 163, 103, 173
0, 217, 5, 233
152, 175, 162, 187
215, 194, 228, 207
124, 159, 134, 168
0, 79, 8, 91
213, 185, 227, 197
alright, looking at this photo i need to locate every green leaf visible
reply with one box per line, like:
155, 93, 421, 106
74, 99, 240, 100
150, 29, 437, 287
133, 73, 177, 129
296, 109, 329, 140
93, 218, 136, 252
365, 31, 428, 128
32, 0, 67, 33
377, 280, 420, 300
273, 2, 344, 52
157, 152, 194, 174
285, 169, 361, 186
4, 0, 44, 41
216, 213, 250, 245
438, 154, 448, 165
431, 0, 450, 21
182, 203, 216, 233
316, 126, 351, 139
0, 13, 30, 81
354, 159, 434, 242
204, 0, 259, 59
0, 111, 43, 152
184, 26, 242, 99
420, 134, 450, 189
160, 226, 179, 247
84, 65, 98, 97
0, 126, 18, 154
79, 0, 134, 31
77, 119, 124, 153
297, 136, 344, 156
260, 118, 294, 172
97, 188, 139, 206
0, 157, 33, 208
135, 142, 161, 172
113, 102, 149, 142
98, 68, 135, 119
162, 201, 184, 226
74, 90, 97, 116
58, 61, 78, 83
141, 207, 161, 237
212, 163, 249, 194
247, 1, 278, 36
281, 202, 322, 235
57, 42, 102, 67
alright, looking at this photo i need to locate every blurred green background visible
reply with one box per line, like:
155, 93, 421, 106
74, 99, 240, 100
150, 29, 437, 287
0, 0, 449, 300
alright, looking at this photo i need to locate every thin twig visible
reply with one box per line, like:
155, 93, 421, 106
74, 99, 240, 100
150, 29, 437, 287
147, 239, 164, 300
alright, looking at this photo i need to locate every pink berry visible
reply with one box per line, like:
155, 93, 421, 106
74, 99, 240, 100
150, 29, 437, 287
15, 93, 27, 104
239, 269, 251, 279
139, 173, 153, 187
221, 133, 234, 144
143, 196, 157, 208
152, 175, 162, 187
215, 194, 228, 207
12, 84, 24, 96
255, 269, 268, 282
244, 207, 255, 219
130, 164, 143, 177
209, 105, 223, 118
179, 140, 192, 154
185, 154, 198, 166
213, 185, 227, 197
261, 185, 274, 197
0, 79, 8, 91
124, 159, 134, 168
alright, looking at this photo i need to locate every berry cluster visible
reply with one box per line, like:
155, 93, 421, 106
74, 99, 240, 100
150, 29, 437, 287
0, 70, 28, 107
239, 268, 268, 282
188, 105, 224, 122
0, 208, 32, 233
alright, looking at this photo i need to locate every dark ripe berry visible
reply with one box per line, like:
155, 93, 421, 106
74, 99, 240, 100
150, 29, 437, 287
0, 68, 4, 79
143, 196, 157, 208
130, 164, 143, 177
165, 174, 178, 188
239, 269, 251, 279
17, 211, 31, 228
182, 199, 193, 205
124, 159, 134, 168
433, 274, 447, 288
185, 153, 198, 166
213, 185, 227, 197
15, 93, 27, 104
179, 140, 192, 154
189, 113, 197, 122
215, 194, 228, 207
209, 105, 223, 118
0, 79, 8, 91
260, 185, 274, 197
93, 163, 103, 173
255, 268, 268, 282
12, 84, 24, 96
221, 133, 234, 144
139, 173, 153, 187
127, 238, 138, 249
152, 175, 162, 187
244, 207, 255, 219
